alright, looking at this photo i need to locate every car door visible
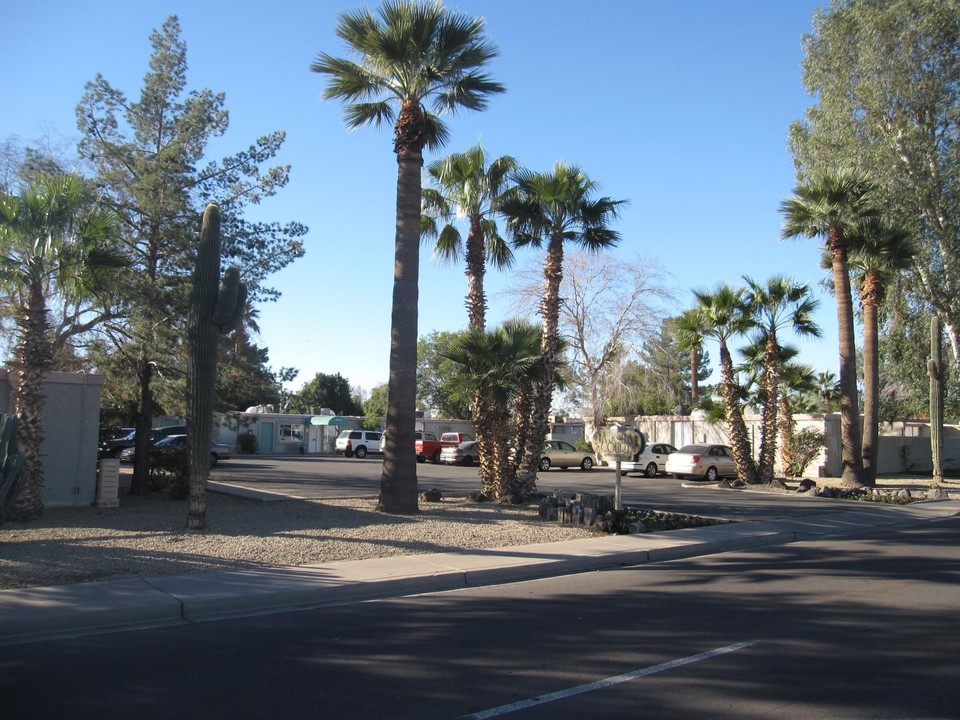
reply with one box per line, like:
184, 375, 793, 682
713, 446, 736, 475
552, 440, 580, 468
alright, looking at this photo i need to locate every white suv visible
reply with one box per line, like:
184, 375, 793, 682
335, 429, 383, 459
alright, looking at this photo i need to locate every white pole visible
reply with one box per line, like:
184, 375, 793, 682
615, 459, 622, 510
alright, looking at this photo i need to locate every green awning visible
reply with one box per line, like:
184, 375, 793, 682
310, 415, 349, 426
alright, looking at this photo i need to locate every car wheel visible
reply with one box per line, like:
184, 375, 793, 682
417, 454, 425, 464
432, 450, 442, 463
355, 446, 368, 459
539, 457, 551, 472
462, 456, 473, 467
705, 466, 719, 482
644, 462, 658, 478
209, 453, 218, 469
344, 450, 353, 458
581, 457, 593, 471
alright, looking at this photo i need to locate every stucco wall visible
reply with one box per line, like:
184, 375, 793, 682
1, 369, 104, 508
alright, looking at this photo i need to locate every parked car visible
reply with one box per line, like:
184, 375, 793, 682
665, 443, 736, 481
335, 429, 382, 458
119, 434, 232, 468
536, 440, 594, 471
100, 424, 188, 459
620, 443, 678, 477
414, 431, 441, 463
439, 440, 477, 466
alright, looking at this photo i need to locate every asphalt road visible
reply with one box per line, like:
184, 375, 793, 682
208, 455, 917, 524
4, 517, 958, 719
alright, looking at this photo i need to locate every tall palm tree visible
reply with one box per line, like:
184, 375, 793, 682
422, 143, 517, 330
312, 1, 504, 513
847, 219, 914, 485
743, 275, 821, 481
692, 285, 760, 484
440, 320, 543, 499
780, 169, 879, 487
0, 174, 120, 520
499, 163, 625, 491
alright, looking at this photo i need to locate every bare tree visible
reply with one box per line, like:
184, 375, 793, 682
502, 251, 674, 431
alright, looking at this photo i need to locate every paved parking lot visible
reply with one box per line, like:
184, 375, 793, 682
208, 453, 613, 500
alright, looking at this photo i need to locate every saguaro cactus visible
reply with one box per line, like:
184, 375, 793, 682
186, 204, 247, 530
929, 314, 944, 486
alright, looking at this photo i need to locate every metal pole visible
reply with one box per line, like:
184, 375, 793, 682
615, 459, 622, 510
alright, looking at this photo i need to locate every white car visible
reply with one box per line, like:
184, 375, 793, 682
335, 429, 383, 458
439, 440, 477, 466
620, 442, 678, 477
665, 444, 736, 481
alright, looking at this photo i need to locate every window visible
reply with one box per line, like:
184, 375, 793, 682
279, 423, 304, 443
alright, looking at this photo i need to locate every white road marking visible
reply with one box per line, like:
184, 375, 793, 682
458, 640, 759, 719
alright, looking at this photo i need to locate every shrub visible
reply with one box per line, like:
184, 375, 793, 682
783, 427, 825, 477
574, 438, 594, 453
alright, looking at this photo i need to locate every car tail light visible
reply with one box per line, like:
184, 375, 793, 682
691, 455, 700, 465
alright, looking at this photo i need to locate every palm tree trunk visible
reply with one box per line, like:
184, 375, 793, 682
829, 233, 864, 487
465, 217, 487, 330
719, 341, 759, 484
8, 280, 49, 521
861, 293, 880, 487
378, 111, 423, 515
778, 395, 794, 476
516, 235, 564, 493
758, 337, 781, 482
689, 346, 699, 407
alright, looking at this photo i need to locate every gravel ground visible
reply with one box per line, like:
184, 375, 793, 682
0, 492, 596, 590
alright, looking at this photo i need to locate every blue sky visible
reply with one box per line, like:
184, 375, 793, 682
3, 0, 834, 400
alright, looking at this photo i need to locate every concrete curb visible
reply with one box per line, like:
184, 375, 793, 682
2, 500, 958, 645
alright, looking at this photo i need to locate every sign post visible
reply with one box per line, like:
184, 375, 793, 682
592, 425, 643, 510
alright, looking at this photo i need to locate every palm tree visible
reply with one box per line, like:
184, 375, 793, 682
312, 1, 505, 513
422, 143, 517, 330
692, 285, 760, 484
847, 219, 914, 485
780, 169, 879, 487
743, 275, 821, 481
777, 361, 818, 474
816, 370, 841, 412
440, 320, 544, 499
0, 174, 120, 520
499, 163, 625, 491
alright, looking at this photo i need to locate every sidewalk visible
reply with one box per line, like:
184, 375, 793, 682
2, 498, 957, 646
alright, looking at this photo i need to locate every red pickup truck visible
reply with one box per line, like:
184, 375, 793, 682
415, 431, 475, 463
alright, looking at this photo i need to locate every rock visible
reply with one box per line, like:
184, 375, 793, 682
467, 491, 490, 503
798, 478, 817, 491
770, 478, 788, 490
420, 488, 443, 502
718, 479, 733, 489
896, 489, 912, 499
927, 487, 946, 500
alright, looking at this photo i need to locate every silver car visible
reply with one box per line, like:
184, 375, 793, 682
537, 440, 594, 471
665, 444, 736, 481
